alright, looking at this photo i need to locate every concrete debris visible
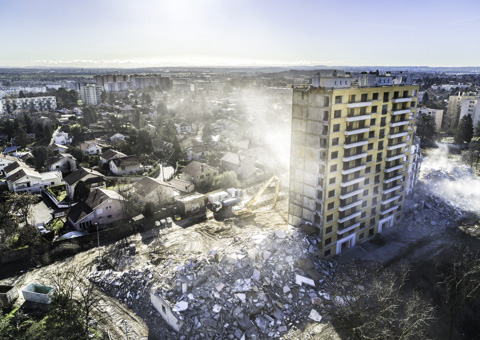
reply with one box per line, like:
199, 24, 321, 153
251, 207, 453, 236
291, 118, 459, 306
88, 223, 334, 339
308, 309, 322, 322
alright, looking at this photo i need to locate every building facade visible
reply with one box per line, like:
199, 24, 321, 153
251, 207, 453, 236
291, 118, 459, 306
80, 84, 103, 106
288, 72, 419, 257
417, 107, 444, 132
94, 74, 172, 92
1, 96, 57, 114
459, 98, 480, 129
444, 92, 479, 130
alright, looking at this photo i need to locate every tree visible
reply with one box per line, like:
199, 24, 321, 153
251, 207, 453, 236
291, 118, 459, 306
422, 91, 430, 104
454, 114, 474, 144
475, 120, 480, 138
69, 124, 83, 144
435, 246, 480, 340
100, 91, 107, 103
172, 136, 182, 163
82, 106, 97, 126
117, 180, 140, 220
416, 113, 437, 145
320, 263, 435, 340
0, 198, 19, 251
74, 180, 90, 202
202, 122, 212, 143
142, 201, 155, 218
31, 146, 51, 171
136, 129, 153, 154
108, 92, 115, 106
18, 90, 26, 98
7, 192, 38, 227
15, 128, 28, 148
160, 120, 177, 143
67, 145, 84, 163
213, 171, 239, 189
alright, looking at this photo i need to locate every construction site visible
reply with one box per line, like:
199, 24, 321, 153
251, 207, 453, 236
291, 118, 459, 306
1, 143, 480, 339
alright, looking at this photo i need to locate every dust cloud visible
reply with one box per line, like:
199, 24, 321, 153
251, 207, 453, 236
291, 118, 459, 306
420, 143, 480, 214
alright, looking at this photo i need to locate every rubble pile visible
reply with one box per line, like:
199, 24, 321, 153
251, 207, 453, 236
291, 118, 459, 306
89, 218, 336, 339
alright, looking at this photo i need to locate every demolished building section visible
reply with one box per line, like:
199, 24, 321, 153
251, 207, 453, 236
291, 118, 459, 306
288, 71, 420, 257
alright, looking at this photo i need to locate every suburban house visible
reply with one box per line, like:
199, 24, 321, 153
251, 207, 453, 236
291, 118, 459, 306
64, 168, 105, 200
168, 178, 195, 194
67, 188, 124, 230
3, 161, 23, 177
179, 161, 219, 187
220, 152, 256, 180
6, 167, 63, 193
100, 149, 127, 165
48, 143, 68, 153
109, 133, 126, 143
47, 153, 77, 173
0, 155, 18, 174
175, 122, 192, 134
79, 141, 102, 155
131, 177, 177, 205
53, 131, 72, 145
110, 156, 142, 175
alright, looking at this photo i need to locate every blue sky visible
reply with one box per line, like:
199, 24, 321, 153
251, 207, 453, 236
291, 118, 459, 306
1, 0, 479, 67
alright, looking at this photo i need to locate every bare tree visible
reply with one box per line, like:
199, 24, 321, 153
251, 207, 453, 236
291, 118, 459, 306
434, 246, 480, 340
320, 263, 435, 340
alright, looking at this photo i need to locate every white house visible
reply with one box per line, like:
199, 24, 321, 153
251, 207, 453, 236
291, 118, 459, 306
131, 177, 177, 205
64, 168, 105, 200
100, 149, 127, 165
110, 156, 143, 175
109, 133, 126, 143
47, 153, 77, 173
6, 167, 63, 193
0, 155, 18, 174
53, 131, 72, 145
79, 141, 102, 155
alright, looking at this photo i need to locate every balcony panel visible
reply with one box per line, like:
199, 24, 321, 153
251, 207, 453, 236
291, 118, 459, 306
343, 152, 367, 162
341, 176, 365, 187
338, 211, 362, 224
389, 121, 409, 127
385, 154, 404, 162
381, 195, 400, 205
346, 101, 373, 108
346, 114, 371, 122
391, 109, 411, 115
382, 185, 401, 194
338, 199, 363, 211
380, 205, 399, 215
341, 165, 367, 175
386, 142, 407, 151
336, 222, 361, 235
389, 132, 408, 139
344, 140, 369, 149
392, 97, 413, 103
339, 188, 364, 199
345, 127, 370, 136
383, 175, 403, 183
385, 164, 404, 173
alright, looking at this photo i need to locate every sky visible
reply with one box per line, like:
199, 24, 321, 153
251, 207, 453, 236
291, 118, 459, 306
1, 0, 480, 68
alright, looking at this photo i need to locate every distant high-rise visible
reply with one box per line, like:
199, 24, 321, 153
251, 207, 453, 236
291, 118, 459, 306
80, 84, 103, 106
1, 96, 57, 114
289, 71, 420, 257
444, 92, 479, 130
94, 74, 172, 92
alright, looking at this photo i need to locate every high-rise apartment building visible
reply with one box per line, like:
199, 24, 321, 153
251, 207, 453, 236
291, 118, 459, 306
1, 96, 57, 114
94, 74, 172, 92
444, 92, 479, 130
80, 84, 103, 106
288, 71, 419, 257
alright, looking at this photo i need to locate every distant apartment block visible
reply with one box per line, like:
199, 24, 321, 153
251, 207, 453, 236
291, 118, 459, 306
1, 96, 57, 114
459, 98, 480, 128
94, 74, 172, 92
444, 92, 479, 130
289, 71, 419, 257
417, 107, 444, 132
80, 84, 103, 106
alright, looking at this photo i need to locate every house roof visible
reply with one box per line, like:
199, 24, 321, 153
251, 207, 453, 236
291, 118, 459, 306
101, 149, 126, 161
181, 161, 217, 177
68, 188, 124, 223
4, 161, 21, 174
111, 156, 141, 167
133, 177, 173, 197
6, 169, 27, 183
220, 152, 243, 166
3, 146, 19, 154
79, 141, 100, 152
48, 143, 68, 152
64, 168, 104, 186
47, 153, 75, 167
169, 178, 194, 192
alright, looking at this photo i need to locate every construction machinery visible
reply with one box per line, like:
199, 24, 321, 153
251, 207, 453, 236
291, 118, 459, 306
207, 176, 280, 220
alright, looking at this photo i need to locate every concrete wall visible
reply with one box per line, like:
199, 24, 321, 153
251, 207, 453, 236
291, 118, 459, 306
22, 283, 55, 304
151, 292, 184, 332
0, 285, 19, 304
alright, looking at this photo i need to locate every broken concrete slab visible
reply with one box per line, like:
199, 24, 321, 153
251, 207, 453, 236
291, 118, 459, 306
295, 274, 315, 287
308, 309, 322, 322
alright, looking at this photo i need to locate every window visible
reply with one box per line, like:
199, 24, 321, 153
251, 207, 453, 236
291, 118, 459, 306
374, 186, 379, 194
360, 107, 367, 115
326, 214, 333, 222
369, 131, 375, 138
366, 155, 372, 162
332, 137, 339, 146
334, 110, 342, 118
383, 92, 389, 102
366, 166, 371, 174
373, 93, 379, 100
331, 151, 338, 159
362, 200, 368, 207
325, 237, 332, 245
107, 214, 112, 218
333, 124, 340, 132
382, 104, 388, 114
323, 111, 329, 120
370, 118, 376, 126
328, 190, 335, 198
329, 177, 336, 185
375, 175, 380, 184
359, 232, 365, 239
324, 249, 332, 257
376, 164, 381, 173
363, 189, 368, 196
327, 202, 335, 210
369, 228, 374, 237
410, 101, 416, 108
372, 197, 377, 204
361, 211, 367, 218
324, 96, 330, 107
361, 93, 368, 102
371, 105, 377, 113
326, 226, 333, 234
364, 178, 370, 185
370, 218, 376, 226
368, 143, 373, 150
330, 164, 337, 172
371, 207, 376, 215
377, 152, 382, 161
335, 96, 342, 104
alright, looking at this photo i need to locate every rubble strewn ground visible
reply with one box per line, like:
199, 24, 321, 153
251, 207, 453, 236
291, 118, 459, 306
89, 200, 342, 339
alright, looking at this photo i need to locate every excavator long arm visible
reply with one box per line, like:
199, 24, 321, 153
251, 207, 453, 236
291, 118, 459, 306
245, 175, 280, 209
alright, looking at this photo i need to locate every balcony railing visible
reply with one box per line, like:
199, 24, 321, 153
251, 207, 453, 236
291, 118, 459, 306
385, 154, 404, 162
381, 195, 400, 205
338, 199, 363, 211
380, 205, 399, 215
382, 184, 402, 194
345, 127, 370, 136
386, 142, 407, 151
344, 139, 369, 149
337, 221, 361, 235
389, 131, 408, 139
340, 188, 364, 199
341, 176, 365, 187
392, 97, 413, 103
338, 211, 362, 224
346, 101, 373, 108
346, 114, 371, 122
341, 164, 366, 175
391, 109, 411, 115
383, 174, 402, 183
389, 120, 409, 127
343, 152, 367, 162
385, 164, 404, 173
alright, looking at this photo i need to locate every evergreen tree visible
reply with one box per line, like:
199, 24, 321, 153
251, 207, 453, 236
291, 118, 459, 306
416, 113, 437, 144
454, 114, 474, 144
172, 137, 182, 163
